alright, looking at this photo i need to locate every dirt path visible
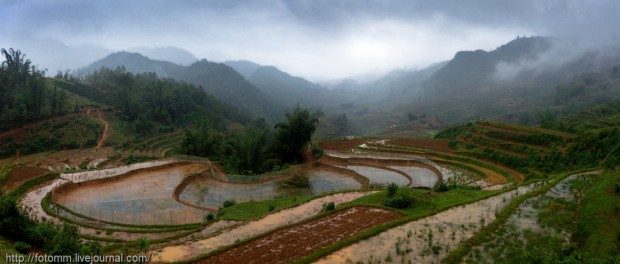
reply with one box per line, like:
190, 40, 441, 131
315, 184, 537, 264
86, 108, 109, 148
150, 191, 375, 263
199, 207, 402, 264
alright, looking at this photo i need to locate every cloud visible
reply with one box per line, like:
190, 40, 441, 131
1, 0, 618, 80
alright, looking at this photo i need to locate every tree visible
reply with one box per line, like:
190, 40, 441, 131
274, 107, 318, 163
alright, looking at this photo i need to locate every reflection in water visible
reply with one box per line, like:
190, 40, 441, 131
179, 170, 363, 208
55, 164, 208, 224
334, 165, 409, 186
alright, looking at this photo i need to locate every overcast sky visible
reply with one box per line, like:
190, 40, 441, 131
1, 0, 619, 81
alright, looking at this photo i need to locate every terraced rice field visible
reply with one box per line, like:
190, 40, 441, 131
53, 163, 209, 224
13, 121, 587, 263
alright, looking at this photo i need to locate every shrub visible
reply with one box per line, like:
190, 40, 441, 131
205, 212, 215, 222
433, 181, 449, 192
387, 183, 398, 197
222, 200, 236, 208
385, 195, 412, 209
13, 241, 31, 254
448, 140, 458, 149
322, 202, 335, 212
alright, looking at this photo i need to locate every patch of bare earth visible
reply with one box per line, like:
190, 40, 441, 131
150, 191, 374, 262
3, 166, 49, 190
199, 206, 401, 264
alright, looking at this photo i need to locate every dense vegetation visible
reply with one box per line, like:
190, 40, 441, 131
181, 107, 318, 174
0, 173, 96, 256
0, 49, 70, 131
0, 116, 101, 158
83, 66, 249, 135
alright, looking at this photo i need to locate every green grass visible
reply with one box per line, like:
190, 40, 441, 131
0, 236, 21, 258
344, 187, 492, 217
218, 194, 315, 221
0, 165, 14, 186
574, 170, 620, 260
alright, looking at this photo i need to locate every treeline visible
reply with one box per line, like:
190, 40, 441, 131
181, 107, 319, 174
0, 48, 69, 130
83, 67, 250, 135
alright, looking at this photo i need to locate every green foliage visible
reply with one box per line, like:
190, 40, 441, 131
137, 237, 150, 253
83, 66, 248, 136
222, 200, 236, 208
322, 202, 335, 212
13, 242, 30, 254
433, 181, 449, 192
0, 48, 67, 130
387, 183, 398, 197
205, 212, 215, 222
273, 107, 319, 163
0, 115, 102, 158
217, 195, 313, 221
182, 107, 319, 175
384, 195, 412, 209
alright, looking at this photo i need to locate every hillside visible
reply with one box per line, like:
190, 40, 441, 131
81, 53, 283, 120
225, 60, 329, 108
391, 37, 620, 126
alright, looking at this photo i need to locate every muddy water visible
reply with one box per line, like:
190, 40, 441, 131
56, 164, 208, 225
388, 166, 439, 188
178, 170, 362, 209
308, 170, 362, 194
334, 165, 409, 186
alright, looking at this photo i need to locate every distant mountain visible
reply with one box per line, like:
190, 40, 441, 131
407, 36, 620, 124
225, 60, 328, 108
81, 52, 283, 120
129, 46, 198, 65
224, 60, 262, 79
79, 51, 182, 77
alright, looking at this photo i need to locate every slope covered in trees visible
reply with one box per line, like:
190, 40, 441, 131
0, 49, 71, 131
81, 52, 283, 120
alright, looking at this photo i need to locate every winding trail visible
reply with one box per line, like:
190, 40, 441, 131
86, 108, 109, 148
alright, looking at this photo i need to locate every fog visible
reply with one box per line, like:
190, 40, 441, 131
1, 0, 619, 81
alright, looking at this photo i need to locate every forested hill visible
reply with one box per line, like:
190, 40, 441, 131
81, 52, 283, 121
224, 60, 328, 108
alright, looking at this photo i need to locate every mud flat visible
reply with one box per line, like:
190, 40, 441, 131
150, 191, 374, 263
198, 207, 401, 264
315, 185, 535, 264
